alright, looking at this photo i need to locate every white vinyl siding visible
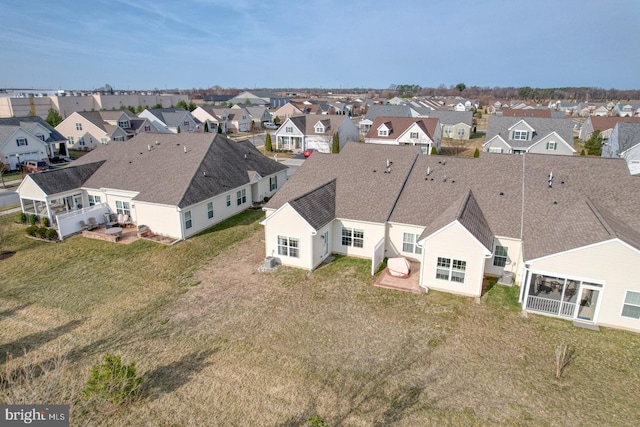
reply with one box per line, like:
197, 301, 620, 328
622, 291, 640, 319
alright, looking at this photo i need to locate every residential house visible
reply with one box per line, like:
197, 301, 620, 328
17, 133, 288, 240
55, 111, 155, 151
364, 117, 441, 153
225, 107, 252, 133
360, 105, 413, 135
412, 110, 473, 140
483, 117, 575, 155
262, 142, 640, 333
272, 102, 305, 122
228, 91, 279, 107
138, 108, 202, 134
273, 115, 359, 153
243, 105, 272, 129
0, 116, 66, 170
602, 122, 640, 175
612, 102, 640, 117
578, 116, 640, 141
191, 105, 227, 133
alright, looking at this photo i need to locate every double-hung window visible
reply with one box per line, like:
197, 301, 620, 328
75, 123, 83, 131
512, 130, 528, 140
16, 138, 27, 146
277, 235, 299, 258
207, 202, 214, 219
546, 141, 557, 150
493, 245, 508, 267
402, 233, 422, 254
436, 257, 466, 283
184, 210, 192, 229
341, 227, 364, 248
226, 194, 231, 207
622, 291, 640, 319
236, 189, 246, 206
115, 200, 131, 216
88, 195, 101, 206
409, 132, 419, 139
270, 176, 277, 191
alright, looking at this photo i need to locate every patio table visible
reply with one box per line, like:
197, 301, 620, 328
105, 227, 122, 239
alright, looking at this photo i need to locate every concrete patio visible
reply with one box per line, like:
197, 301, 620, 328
374, 261, 423, 294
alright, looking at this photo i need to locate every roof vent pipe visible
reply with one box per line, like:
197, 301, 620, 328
184, 146, 187, 153
548, 171, 553, 188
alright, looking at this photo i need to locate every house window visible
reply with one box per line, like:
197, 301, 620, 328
36, 133, 45, 141
144, 125, 151, 132
183, 120, 190, 127
409, 132, 419, 139
488, 147, 503, 153
118, 120, 129, 128
78, 137, 85, 146
114, 136, 125, 142
207, 201, 214, 219
75, 123, 83, 131
546, 141, 557, 150
622, 291, 640, 319
184, 210, 192, 229
402, 233, 422, 254
457, 128, 466, 137
315, 126, 324, 133
512, 130, 528, 140
68, 136, 74, 144
277, 235, 299, 258
236, 188, 246, 206
115, 200, 131, 216
493, 245, 508, 267
436, 257, 466, 283
270, 176, 277, 191
378, 130, 388, 136
16, 138, 27, 146
341, 227, 364, 248
285, 126, 293, 133
88, 195, 101, 206
444, 126, 452, 135
226, 194, 231, 207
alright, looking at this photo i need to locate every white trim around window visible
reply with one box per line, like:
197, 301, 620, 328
402, 232, 422, 254
436, 257, 466, 283
622, 290, 640, 320
277, 235, 299, 258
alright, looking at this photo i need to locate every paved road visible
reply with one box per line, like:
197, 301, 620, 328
0, 181, 19, 209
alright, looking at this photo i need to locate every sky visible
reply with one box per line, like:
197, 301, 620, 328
1, 0, 639, 91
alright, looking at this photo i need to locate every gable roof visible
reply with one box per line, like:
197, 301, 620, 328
364, 117, 439, 140
266, 143, 420, 223
26, 161, 105, 195
288, 179, 336, 230
485, 117, 574, 149
0, 116, 67, 143
589, 116, 640, 133
143, 108, 199, 128
68, 133, 287, 208
413, 110, 473, 127
615, 122, 640, 153
364, 105, 412, 121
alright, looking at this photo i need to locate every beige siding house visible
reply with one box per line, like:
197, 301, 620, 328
262, 142, 640, 333
17, 133, 288, 241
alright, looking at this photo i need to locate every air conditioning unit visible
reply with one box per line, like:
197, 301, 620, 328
264, 256, 277, 269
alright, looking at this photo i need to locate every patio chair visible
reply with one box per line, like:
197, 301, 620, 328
79, 220, 89, 230
117, 213, 125, 226
88, 217, 99, 230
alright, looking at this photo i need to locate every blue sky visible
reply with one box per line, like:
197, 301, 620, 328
1, 0, 638, 91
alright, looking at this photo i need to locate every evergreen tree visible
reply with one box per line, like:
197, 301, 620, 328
584, 130, 603, 156
204, 122, 209, 133
45, 108, 63, 127
332, 133, 340, 153
265, 134, 273, 152
473, 147, 480, 158
177, 126, 181, 134
430, 146, 437, 155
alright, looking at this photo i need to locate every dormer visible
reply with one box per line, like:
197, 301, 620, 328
314, 120, 330, 134
118, 114, 130, 129
507, 119, 535, 141
377, 121, 392, 137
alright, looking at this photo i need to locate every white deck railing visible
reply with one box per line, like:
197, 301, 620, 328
526, 295, 576, 318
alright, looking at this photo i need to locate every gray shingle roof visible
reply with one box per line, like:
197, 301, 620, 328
413, 109, 473, 127
269, 142, 640, 261
288, 179, 336, 230
27, 162, 104, 195
364, 105, 412, 121
0, 116, 67, 143
485, 117, 574, 149
266, 143, 420, 223
68, 133, 286, 208
616, 122, 640, 153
